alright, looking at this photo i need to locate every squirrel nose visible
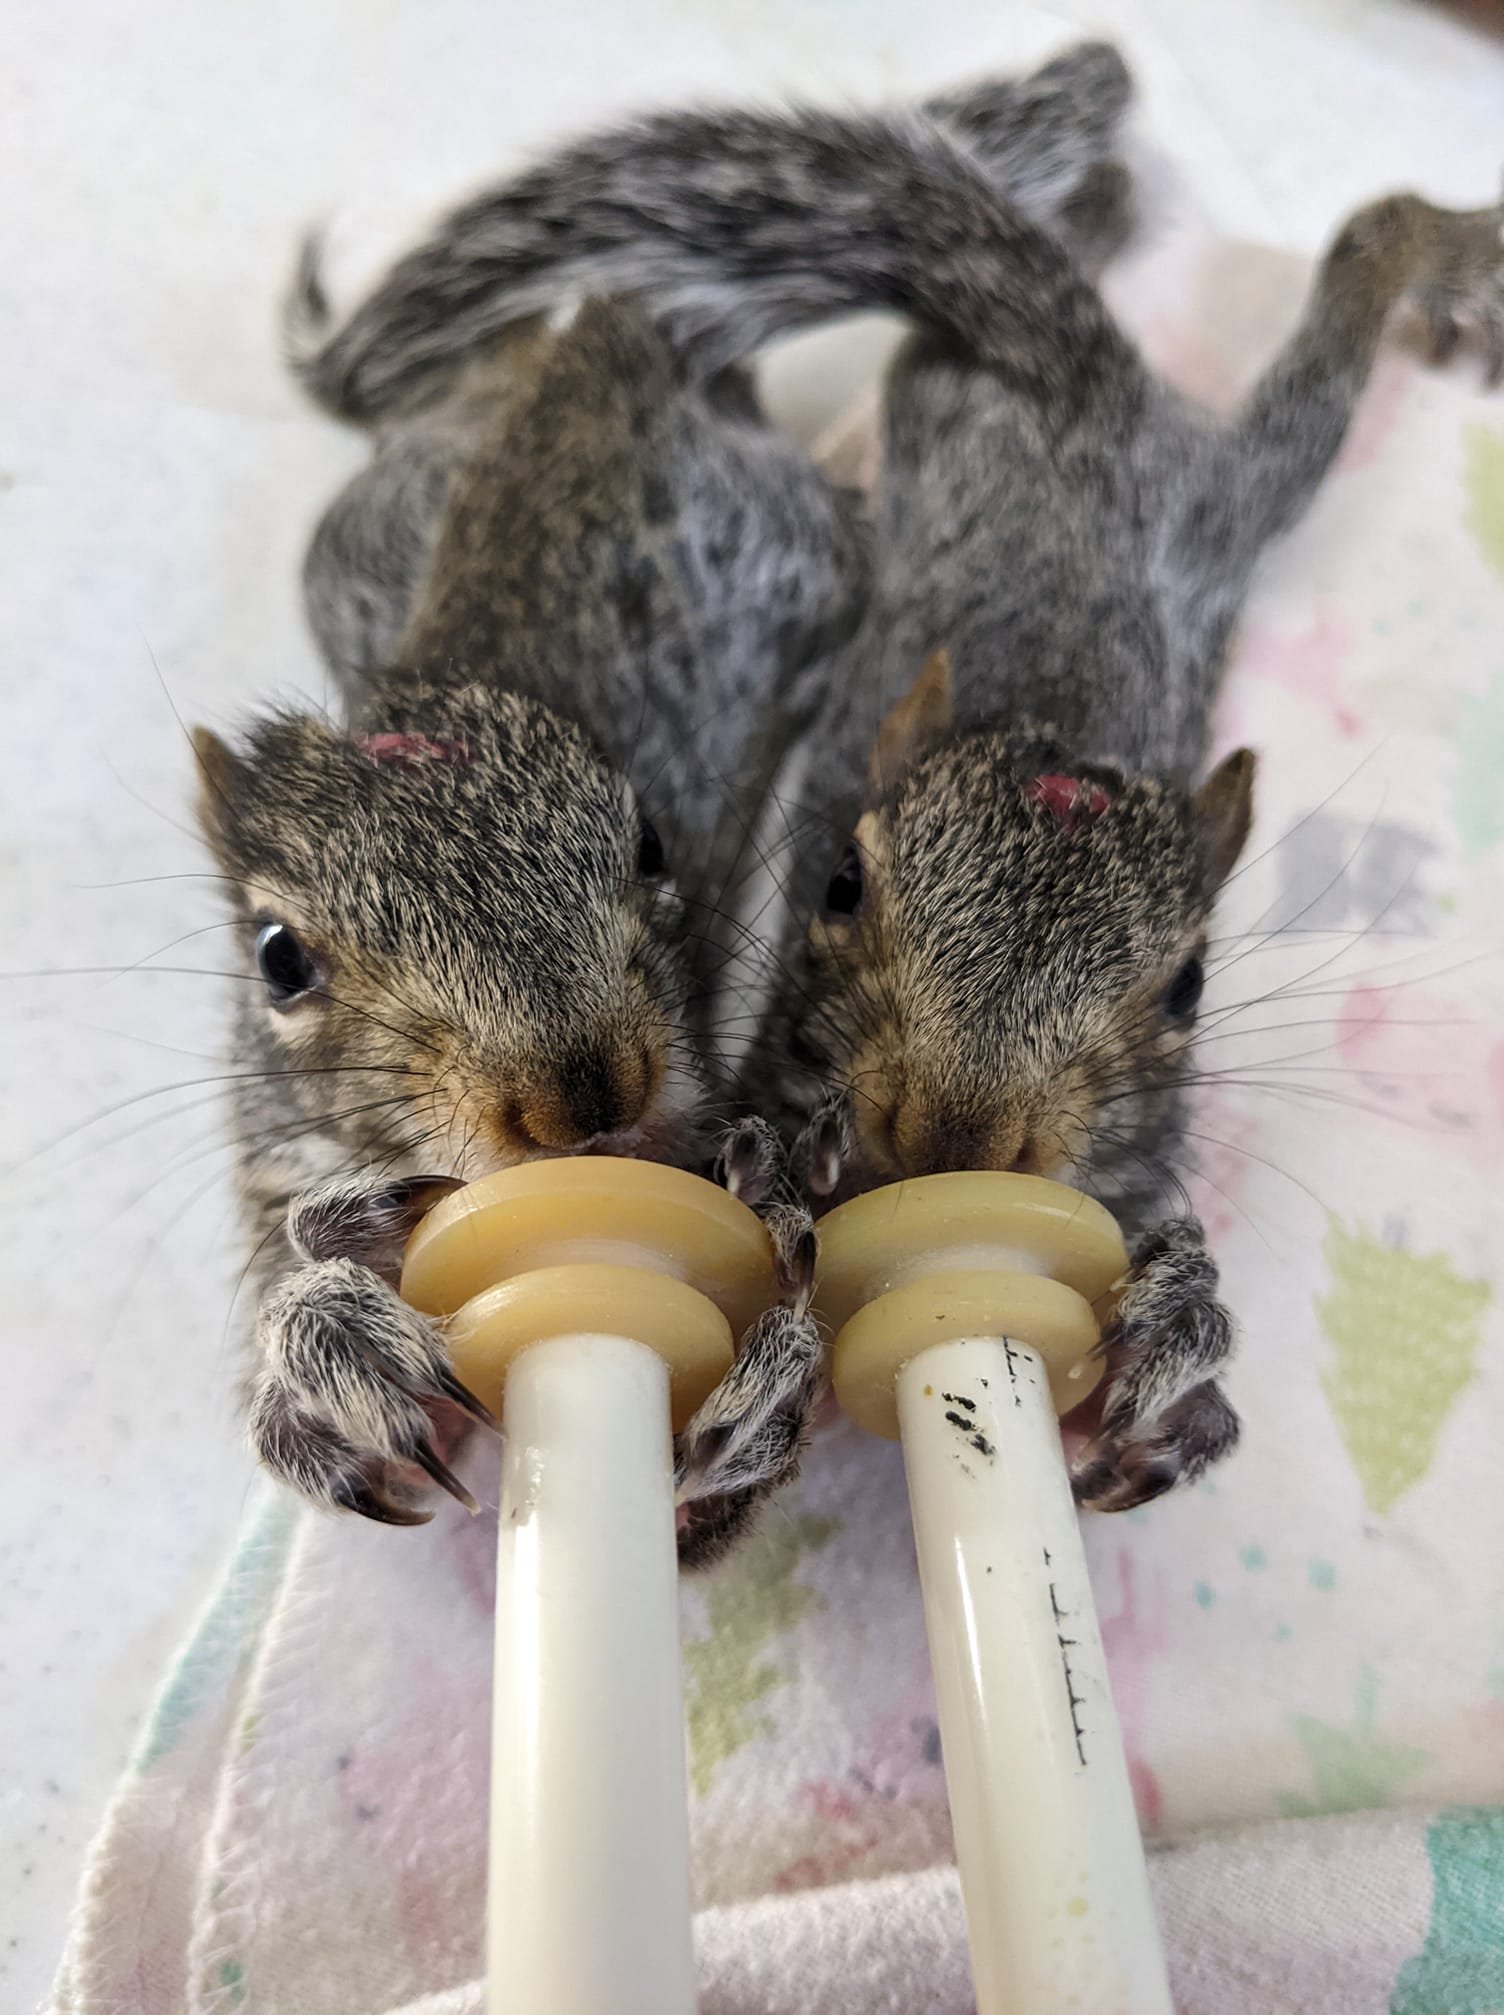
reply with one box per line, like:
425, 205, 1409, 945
889, 1097, 990, 1177
512, 1043, 654, 1152
889, 1095, 1047, 1178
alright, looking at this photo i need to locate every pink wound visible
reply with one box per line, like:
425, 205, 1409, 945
355, 732, 471, 768
1027, 773, 1112, 827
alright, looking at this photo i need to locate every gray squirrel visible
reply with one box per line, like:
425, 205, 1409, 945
196, 48, 1128, 1562
280, 41, 1504, 1523
280, 38, 1504, 1522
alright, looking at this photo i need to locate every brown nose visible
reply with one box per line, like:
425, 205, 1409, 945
890, 1096, 985, 1177
889, 1096, 1048, 1178
513, 1043, 654, 1151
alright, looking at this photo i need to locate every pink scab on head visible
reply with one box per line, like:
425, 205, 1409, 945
1027, 774, 1113, 828
354, 732, 471, 768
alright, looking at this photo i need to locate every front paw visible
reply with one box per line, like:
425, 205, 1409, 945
1070, 1215, 1239, 1512
288, 1168, 462, 1277
674, 1197, 824, 1568
251, 1257, 494, 1523
250, 1171, 489, 1523
790, 1093, 851, 1204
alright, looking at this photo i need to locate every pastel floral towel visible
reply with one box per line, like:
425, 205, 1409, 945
50, 227, 1504, 2015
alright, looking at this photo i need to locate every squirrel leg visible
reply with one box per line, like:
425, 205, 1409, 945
1183, 186, 1504, 579
1069, 1214, 1239, 1512
676, 1126, 824, 1568
300, 433, 455, 699
247, 1173, 491, 1523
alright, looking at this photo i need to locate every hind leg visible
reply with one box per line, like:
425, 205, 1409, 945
302, 431, 454, 699
1178, 186, 1504, 597
301, 317, 550, 698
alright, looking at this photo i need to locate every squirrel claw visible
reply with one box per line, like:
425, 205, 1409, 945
431, 1365, 498, 1431
331, 1475, 434, 1527
1070, 1440, 1181, 1513
252, 1255, 487, 1523
410, 1438, 480, 1514
1072, 1377, 1239, 1513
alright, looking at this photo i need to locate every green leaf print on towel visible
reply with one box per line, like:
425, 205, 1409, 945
1318, 1219, 1489, 1513
1391, 1806, 1504, 2014
1282, 1664, 1431, 1818
684, 1514, 837, 1798
1464, 423, 1504, 585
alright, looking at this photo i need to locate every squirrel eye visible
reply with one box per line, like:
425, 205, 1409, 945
1164, 954, 1205, 1021
824, 844, 865, 918
256, 922, 318, 1007
637, 818, 666, 879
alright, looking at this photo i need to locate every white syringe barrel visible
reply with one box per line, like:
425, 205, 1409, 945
401, 1161, 775, 2015
815, 1171, 1174, 2015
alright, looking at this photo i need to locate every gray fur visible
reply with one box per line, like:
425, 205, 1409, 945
300, 50, 1504, 1509
205, 54, 1128, 1548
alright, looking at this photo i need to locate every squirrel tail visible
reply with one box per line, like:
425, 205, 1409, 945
284, 41, 1132, 424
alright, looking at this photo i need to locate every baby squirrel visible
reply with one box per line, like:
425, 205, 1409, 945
198, 51, 1126, 1561
281, 41, 1504, 1515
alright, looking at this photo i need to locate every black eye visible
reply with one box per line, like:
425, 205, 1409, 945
1164, 954, 1205, 1021
637, 818, 666, 878
255, 922, 318, 1006
824, 844, 864, 918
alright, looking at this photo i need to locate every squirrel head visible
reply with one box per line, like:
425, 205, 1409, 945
192, 691, 704, 1177
793, 651, 1255, 1191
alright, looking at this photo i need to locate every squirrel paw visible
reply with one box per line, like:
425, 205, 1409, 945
790, 1092, 851, 1203
713, 1114, 788, 1211
1070, 1214, 1239, 1512
250, 1173, 490, 1523
287, 1169, 462, 1277
1412, 191, 1504, 384
251, 1257, 493, 1522
674, 1197, 824, 1568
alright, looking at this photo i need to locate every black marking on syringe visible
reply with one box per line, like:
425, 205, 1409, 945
941, 1392, 976, 1412
1047, 1551, 1089, 1767
945, 1405, 997, 1460
1000, 1337, 1026, 1408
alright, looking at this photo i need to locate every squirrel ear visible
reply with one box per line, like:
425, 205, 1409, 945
190, 726, 242, 861
869, 648, 954, 794
1194, 747, 1256, 896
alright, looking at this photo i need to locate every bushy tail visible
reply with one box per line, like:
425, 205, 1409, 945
286, 42, 1133, 424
